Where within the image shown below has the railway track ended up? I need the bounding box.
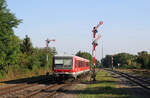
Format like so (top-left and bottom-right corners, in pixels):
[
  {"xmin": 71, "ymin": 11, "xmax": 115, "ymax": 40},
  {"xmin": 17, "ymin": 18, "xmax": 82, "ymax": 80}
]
[
  {"xmin": 0, "ymin": 77, "xmax": 75, "ymax": 98},
  {"xmin": 0, "ymin": 76, "xmax": 51, "ymax": 97},
  {"xmin": 44, "ymin": 83, "xmax": 72, "ymax": 98},
  {"xmin": 105, "ymin": 69, "xmax": 150, "ymax": 93},
  {"xmin": 0, "ymin": 71, "xmax": 89, "ymax": 98},
  {"xmin": 24, "ymin": 83, "xmax": 71, "ymax": 98},
  {"xmin": 23, "ymin": 78, "xmax": 74, "ymax": 98},
  {"xmin": 23, "ymin": 74, "xmax": 87, "ymax": 98}
]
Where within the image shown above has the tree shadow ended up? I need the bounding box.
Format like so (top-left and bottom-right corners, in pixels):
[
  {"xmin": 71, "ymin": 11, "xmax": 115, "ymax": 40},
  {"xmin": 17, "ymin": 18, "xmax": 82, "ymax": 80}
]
[{"xmin": 58, "ymin": 86, "xmax": 150, "ymax": 98}]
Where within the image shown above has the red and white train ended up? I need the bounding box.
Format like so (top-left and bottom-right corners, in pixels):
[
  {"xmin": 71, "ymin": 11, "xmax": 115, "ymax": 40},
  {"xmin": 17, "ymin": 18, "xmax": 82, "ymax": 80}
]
[{"xmin": 52, "ymin": 54, "xmax": 90, "ymax": 78}]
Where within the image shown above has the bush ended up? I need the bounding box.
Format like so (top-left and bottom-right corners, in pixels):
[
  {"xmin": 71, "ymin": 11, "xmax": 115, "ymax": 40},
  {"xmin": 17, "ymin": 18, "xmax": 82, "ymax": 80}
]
[
  {"xmin": 119, "ymin": 64, "xmax": 142, "ymax": 69},
  {"xmin": 120, "ymin": 65, "xmax": 135, "ymax": 69}
]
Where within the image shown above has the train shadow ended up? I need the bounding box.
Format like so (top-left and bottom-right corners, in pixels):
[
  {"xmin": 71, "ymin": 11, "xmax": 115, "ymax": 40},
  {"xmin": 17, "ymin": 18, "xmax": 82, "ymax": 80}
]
[{"xmin": 0, "ymin": 74, "xmax": 53, "ymax": 85}]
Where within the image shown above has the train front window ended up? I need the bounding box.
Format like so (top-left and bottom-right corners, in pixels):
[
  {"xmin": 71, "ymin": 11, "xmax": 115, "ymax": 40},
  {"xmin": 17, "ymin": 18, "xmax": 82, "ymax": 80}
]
[
  {"xmin": 54, "ymin": 58, "xmax": 72, "ymax": 69},
  {"xmin": 63, "ymin": 59, "xmax": 72, "ymax": 67},
  {"xmin": 54, "ymin": 59, "xmax": 63, "ymax": 67}
]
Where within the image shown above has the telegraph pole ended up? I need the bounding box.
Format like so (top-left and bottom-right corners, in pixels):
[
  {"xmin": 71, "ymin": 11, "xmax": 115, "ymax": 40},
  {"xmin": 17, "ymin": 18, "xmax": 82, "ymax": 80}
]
[
  {"xmin": 46, "ymin": 39, "xmax": 55, "ymax": 75},
  {"xmin": 92, "ymin": 21, "xmax": 103, "ymax": 81}
]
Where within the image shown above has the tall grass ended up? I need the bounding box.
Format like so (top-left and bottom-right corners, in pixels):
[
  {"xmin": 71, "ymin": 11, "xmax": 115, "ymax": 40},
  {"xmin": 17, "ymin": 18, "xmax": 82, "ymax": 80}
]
[{"xmin": 0, "ymin": 65, "xmax": 50, "ymax": 82}]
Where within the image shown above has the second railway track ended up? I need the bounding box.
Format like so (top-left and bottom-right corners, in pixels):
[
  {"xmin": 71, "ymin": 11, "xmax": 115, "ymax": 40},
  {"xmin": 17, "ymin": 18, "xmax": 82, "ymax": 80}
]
[{"xmin": 105, "ymin": 68, "xmax": 150, "ymax": 93}]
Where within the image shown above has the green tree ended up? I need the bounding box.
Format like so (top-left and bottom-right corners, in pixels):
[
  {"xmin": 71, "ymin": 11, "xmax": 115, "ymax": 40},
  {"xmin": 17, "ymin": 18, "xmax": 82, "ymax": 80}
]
[
  {"xmin": 101, "ymin": 55, "xmax": 112, "ymax": 68},
  {"xmin": 0, "ymin": 0, "xmax": 21, "ymax": 73},
  {"xmin": 19, "ymin": 35, "xmax": 38, "ymax": 70},
  {"xmin": 95, "ymin": 59, "xmax": 101, "ymax": 68},
  {"xmin": 102, "ymin": 53, "xmax": 137, "ymax": 68},
  {"xmin": 113, "ymin": 53, "xmax": 135, "ymax": 67},
  {"xmin": 137, "ymin": 51, "xmax": 149, "ymax": 68},
  {"xmin": 76, "ymin": 51, "xmax": 93, "ymax": 66},
  {"xmin": 20, "ymin": 35, "xmax": 33, "ymax": 55},
  {"xmin": 35, "ymin": 47, "xmax": 57, "ymax": 69},
  {"xmin": 19, "ymin": 34, "xmax": 57, "ymax": 71}
]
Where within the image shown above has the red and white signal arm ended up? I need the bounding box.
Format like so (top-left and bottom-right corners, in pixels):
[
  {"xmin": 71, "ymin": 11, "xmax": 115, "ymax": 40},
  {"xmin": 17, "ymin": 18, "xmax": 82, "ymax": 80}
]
[
  {"xmin": 94, "ymin": 34, "xmax": 101, "ymax": 43},
  {"xmin": 99, "ymin": 21, "xmax": 103, "ymax": 25}
]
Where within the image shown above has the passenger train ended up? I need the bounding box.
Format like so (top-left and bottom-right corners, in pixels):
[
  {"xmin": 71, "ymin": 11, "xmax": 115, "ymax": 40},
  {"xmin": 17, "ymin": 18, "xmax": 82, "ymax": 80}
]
[{"xmin": 52, "ymin": 54, "xmax": 90, "ymax": 79}]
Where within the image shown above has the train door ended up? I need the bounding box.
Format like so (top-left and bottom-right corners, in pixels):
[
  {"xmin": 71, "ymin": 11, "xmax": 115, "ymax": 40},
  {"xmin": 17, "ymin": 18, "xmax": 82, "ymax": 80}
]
[
  {"xmin": 75, "ymin": 59, "xmax": 78, "ymax": 72},
  {"xmin": 74, "ymin": 58, "xmax": 76, "ymax": 72}
]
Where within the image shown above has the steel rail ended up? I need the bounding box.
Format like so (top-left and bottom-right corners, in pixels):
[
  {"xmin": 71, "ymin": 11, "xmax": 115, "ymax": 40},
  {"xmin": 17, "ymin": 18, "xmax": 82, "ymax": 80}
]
[
  {"xmin": 44, "ymin": 84, "xmax": 71, "ymax": 98},
  {"xmin": 24, "ymin": 83, "xmax": 58, "ymax": 98},
  {"xmin": 25, "ymin": 78, "xmax": 74, "ymax": 98},
  {"xmin": 105, "ymin": 69, "xmax": 150, "ymax": 93},
  {"xmin": 0, "ymin": 78, "xmax": 51, "ymax": 96}
]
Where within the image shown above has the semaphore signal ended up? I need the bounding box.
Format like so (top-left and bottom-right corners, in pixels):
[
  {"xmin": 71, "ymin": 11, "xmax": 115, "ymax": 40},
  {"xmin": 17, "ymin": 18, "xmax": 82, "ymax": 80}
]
[
  {"xmin": 92, "ymin": 21, "xmax": 103, "ymax": 81},
  {"xmin": 46, "ymin": 39, "xmax": 55, "ymax": 75}
]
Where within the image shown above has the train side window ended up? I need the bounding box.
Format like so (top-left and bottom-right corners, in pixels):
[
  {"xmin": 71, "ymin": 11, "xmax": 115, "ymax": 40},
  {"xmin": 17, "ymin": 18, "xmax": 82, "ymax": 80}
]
[
  {"xmin": 76, "ymin": 60, "xmax": 79, "ymax": 67},
  {"xmin": 79, "ymin": 61, "xmax": 81, "ymax": 67},
  {"xmin": 86, "ymin": 62, "xmax": 88, "ymax": 67},
  {"xmin": 82, "ymin": 61, "xmax": 84, "ymax": 67},
  {"xmin": 83, "ymin": 61, "xmax": 85, "ymax": 67},
  {"xmin": 76, "ymin": 60, "xmax": 78, "ymax": 67},
  {"xmin": 83, "ymin": 62, "xmax": 84, "ymax": 67},
  {"xmin": 80, "ymin": 61, "xmax": 81, "ymax": 67},
  {"xmin": 80, "ymin": 61, "xmax": 82, "ymax": 67}
]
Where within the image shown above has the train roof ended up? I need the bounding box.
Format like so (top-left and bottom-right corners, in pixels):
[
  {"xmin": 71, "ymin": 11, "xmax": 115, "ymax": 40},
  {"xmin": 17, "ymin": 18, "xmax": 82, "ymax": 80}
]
[
  {"xmin": 54, "ymin": 54, "xmax": 90, "ymax": 62},
  {"xmin": 54, "ymin": 54, "xmax": 74, "ymax": 57}
]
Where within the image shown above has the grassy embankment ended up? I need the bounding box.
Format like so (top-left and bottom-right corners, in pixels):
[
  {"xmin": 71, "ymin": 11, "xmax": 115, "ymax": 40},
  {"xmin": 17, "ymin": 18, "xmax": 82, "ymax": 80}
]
[
  {"xmin": 0, "ymin": 67, "xmax": 51, "ymax": 83},
  {"xmin": 77, "ymin": 69, "xmax": 146, "ymax": 98}
]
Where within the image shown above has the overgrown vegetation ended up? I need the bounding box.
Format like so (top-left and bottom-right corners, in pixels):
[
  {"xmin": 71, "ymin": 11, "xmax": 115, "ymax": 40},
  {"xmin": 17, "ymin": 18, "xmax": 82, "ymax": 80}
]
[
  {"xmin": 0, "ymin": 0, "xmax": 57, "ymax": 80},
  {"xmin": 102, "ymin": 51, "xmax": 150, "ymax": 69}
]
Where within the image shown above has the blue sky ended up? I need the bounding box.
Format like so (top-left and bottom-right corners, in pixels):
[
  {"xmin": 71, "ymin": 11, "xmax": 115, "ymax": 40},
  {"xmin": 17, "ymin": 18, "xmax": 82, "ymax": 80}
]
[{"xmin": 7, "ymin": 0, "xmax": 150, "ymax": 60}]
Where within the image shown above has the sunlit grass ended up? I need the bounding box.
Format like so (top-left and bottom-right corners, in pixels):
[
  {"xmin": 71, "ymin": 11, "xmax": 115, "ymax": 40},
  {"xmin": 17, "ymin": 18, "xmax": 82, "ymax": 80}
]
[
  {"xmin": 77, "ymin": 69, "xmax": 143, "ymax": 98},
  {"xmin": 0, "ymin": 67, "xmax": 51, "ymax": 82}
]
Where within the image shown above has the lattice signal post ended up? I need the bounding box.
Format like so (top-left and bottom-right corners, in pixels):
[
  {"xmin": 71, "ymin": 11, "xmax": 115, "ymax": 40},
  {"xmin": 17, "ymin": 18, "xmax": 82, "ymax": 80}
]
[
  {"xmin": 46, "ymin": 39, "xmax": 55, "ymax": 75},
  {"xmin": 92, "ymin": 21, "xmax": 103, "ymax": 81}
]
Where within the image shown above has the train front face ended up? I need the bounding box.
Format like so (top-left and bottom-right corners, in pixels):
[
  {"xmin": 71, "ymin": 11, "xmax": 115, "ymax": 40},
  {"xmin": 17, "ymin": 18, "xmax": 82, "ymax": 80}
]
[{"xmin": 53, "ymin": 55, "xmax": 75, "ymax": 78}]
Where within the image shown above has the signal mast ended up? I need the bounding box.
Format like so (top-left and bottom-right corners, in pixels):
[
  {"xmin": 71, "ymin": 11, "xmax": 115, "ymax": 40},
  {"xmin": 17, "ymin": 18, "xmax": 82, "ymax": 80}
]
[
  {"xmin": 92, "ymin": 21, "xmax": 103, "ymax": 81},
  {"xmin": 46, "ymin": 39, "xmax": 55, "ymax": 75}
]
